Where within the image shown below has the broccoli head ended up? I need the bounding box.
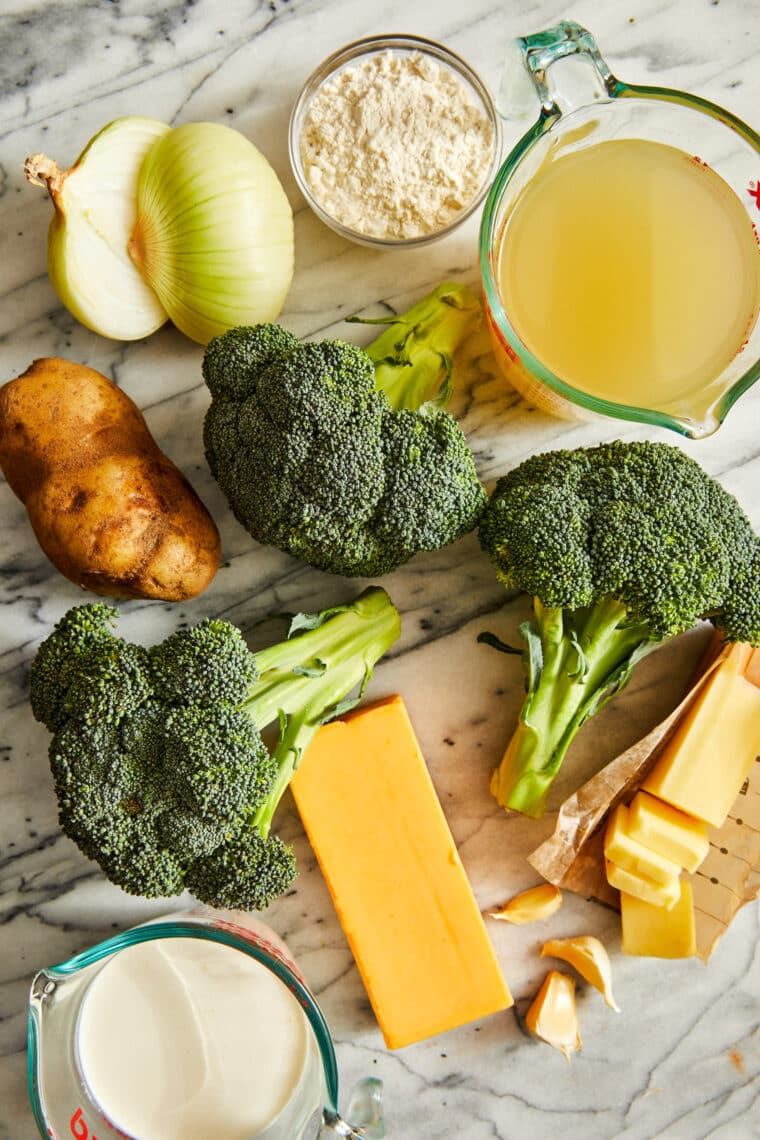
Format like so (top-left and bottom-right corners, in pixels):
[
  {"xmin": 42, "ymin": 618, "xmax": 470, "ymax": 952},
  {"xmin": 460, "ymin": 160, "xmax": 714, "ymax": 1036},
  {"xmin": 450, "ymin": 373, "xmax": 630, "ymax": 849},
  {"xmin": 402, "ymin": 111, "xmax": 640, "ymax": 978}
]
[
  {"xmin": 478, "ymin": 441, "xmax": 760, "ymax": 816},
  {"xmin": 31, "ymin": 590, "xmax": 400, "ymax": 907},
  {"xmin": 202, "ymin": 282, "xmax": 487, "ymax": 577}
]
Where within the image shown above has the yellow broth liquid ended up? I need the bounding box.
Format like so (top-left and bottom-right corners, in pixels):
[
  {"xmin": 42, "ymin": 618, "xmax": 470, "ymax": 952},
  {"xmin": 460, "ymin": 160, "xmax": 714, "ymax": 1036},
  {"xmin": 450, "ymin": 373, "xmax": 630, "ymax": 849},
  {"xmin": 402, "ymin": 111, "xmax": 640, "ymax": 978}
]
[{"xmin": 497, "ymin": 138, "xmax": 760, "ymax": 413}]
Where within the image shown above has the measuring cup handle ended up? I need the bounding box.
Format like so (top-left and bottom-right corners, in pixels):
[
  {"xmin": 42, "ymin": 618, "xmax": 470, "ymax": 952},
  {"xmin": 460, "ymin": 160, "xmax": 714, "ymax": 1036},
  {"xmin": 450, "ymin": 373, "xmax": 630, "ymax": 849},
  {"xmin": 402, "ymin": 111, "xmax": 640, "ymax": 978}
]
[
  {"xmin": 498, "ymin": 20, "xmax": 618, "ymax": 120},
  {"xmin": 319, "ymin": 1077, "xmax": 384, "ymax": 1138}
]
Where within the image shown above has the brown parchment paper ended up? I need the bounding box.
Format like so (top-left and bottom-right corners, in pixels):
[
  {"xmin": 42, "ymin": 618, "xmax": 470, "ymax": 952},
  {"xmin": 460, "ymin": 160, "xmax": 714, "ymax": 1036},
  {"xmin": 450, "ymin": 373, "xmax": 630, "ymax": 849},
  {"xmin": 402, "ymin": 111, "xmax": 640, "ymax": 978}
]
[{"xmin": 528, "ymin": 640, "xmax": 760, "ymax": 961}]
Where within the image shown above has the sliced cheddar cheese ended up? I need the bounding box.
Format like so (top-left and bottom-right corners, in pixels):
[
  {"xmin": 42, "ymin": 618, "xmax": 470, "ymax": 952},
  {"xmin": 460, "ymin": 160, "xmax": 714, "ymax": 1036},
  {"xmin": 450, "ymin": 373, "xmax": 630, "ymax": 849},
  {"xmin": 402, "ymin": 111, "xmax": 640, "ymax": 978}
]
[
  {"xmin": 605, "ymin": 858, "xmax": 681, "ymax": 910},
  {"xmin": 627, "ymin": 790, "xmax": 710, "ymax": 873},
  {"xmin": 621, "ymin": 880, "xmax": 697, "ymax": 958},
  {"xmin": 643, "ymin": 646, "xmax": 760, "ymax": 827},
  {"xmin": 604, "ymin": 804, "xmax": 681, "ymax": 886},
  {"xmin": 292, "ymin": 695, "xmax": 512, "ymax": 1049}
]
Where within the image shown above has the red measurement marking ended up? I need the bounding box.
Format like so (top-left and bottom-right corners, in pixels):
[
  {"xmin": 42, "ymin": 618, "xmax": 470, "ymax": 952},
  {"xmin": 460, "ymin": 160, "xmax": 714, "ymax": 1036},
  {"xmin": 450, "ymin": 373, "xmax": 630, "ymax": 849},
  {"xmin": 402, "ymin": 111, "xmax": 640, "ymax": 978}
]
[
  {"xmin": 70, "ymin": 1108, "xmax": 96, "ymax": 1140},
  {"xmin": 212, "ymin": 917, "xmax": 304, "ymax": 980},
  {"xmin": 749, "ymin": 181, "xmax": 760, "ymax": 210}
]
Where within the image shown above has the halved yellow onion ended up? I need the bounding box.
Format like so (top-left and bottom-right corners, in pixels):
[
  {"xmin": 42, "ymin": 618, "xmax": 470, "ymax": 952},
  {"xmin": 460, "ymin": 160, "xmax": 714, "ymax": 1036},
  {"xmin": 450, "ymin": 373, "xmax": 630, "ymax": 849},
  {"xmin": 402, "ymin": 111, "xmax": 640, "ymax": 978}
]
[
  {"xmin": 25, "ymin": 117, "xmax": 170, "ymax": 341},
  {"xmin": 26, "ymin": 118, "xmax": 294, "ymax": 345},
  {"xmin": 130, "ymin": 122, "xmax": 294, "ymax": 345}
]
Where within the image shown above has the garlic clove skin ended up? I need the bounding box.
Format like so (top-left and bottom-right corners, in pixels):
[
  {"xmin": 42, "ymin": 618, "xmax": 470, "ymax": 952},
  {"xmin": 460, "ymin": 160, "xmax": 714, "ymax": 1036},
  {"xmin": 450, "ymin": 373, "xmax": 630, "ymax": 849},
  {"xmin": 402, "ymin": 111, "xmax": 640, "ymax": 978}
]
[
  {"xmin": 525, "ymin": 971, "xmax": 582, "ymax": 1061},
  {"xmin": 541, "ymin": 935, "xmax": 620, "ymax": 1012},
  {"xmin": 130, "ymin": 122, "xmax": 294, "ymax": 346},
  {"xmin": 25, "ymin": 117, "xmax": 171, "ymax": 341},
  {"xmin": 488, "ymin": 883, "xmax": 562, "ymax": 924}
]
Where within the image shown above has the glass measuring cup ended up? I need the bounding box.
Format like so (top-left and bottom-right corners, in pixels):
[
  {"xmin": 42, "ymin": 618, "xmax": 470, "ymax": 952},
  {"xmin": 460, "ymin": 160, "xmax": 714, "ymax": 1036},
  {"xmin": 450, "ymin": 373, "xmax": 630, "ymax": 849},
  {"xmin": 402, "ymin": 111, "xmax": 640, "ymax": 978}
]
[
  {"xmin": 27, "ymin": 908, "xmax": 384, "ymax": 1140},
  {"xmin": 479, "ymin": 20, "xmax": 760, "ymax": 438}
]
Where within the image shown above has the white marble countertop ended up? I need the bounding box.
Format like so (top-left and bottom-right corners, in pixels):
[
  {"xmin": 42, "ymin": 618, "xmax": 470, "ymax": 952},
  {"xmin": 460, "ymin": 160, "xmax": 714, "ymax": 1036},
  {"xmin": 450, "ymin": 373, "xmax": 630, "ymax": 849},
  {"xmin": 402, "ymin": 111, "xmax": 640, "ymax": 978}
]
[{"xmin": 1, "ymin": 1, "xmax": 759, "ymax": 1137}]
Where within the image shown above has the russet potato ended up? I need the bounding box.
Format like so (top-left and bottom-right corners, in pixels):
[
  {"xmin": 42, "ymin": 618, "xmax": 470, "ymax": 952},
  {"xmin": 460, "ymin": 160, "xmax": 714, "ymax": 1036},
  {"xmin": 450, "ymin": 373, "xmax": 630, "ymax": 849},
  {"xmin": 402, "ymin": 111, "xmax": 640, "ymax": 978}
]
[{"xmin": 0, "ymin": 357, "xmax": 221, "ymax": 600}]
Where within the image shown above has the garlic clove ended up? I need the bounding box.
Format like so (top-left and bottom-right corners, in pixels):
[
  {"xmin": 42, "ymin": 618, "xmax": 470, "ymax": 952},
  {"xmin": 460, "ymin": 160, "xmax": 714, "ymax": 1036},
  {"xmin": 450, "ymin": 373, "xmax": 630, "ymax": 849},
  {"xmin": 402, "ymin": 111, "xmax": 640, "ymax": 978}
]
[
  {"xmin": 525, "ymin": 971, "xmax": 582, "ymax": 1061},
  {"xmin": 25, "ymin": 117, "xmax": 170, "ymax": 341},
  {"xmin": 541, "ymin": 935, "xmax": 620, "ymax": 1012},
  {"xmin": 488, "ymin": 883, "xmax": 562, "ymax": 924},
  {"xmin": 130, "ymin": 122, "xmax": 294, "ymax": 345}
]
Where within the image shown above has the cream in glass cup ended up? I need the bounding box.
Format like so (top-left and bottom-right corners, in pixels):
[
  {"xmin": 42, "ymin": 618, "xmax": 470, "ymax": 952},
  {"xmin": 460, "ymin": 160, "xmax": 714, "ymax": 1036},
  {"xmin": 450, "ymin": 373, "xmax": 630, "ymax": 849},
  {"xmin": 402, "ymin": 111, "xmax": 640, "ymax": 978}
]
[{"xmin": 27, "ymin": 908, "xmax": 384, "ymax": 1140}]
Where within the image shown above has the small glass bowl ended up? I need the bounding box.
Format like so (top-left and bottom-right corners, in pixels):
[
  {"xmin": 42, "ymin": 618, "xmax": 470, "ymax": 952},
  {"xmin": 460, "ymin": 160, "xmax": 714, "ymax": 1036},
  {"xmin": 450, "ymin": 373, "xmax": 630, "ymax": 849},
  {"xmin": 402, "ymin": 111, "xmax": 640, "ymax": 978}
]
[{"xmin": 289, "ymin": 34, "xmax": 502, "ymax": 249}]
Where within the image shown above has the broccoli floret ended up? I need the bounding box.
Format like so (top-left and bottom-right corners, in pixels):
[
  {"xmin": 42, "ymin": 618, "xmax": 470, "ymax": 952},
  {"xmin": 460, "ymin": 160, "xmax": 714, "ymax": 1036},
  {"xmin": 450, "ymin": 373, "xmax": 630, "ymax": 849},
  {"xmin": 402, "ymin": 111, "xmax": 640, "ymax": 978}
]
[
  {"xmin": 163, "ymin": 705, "xmax": 275, "ymax": 819},
  {"xmin": 49, "ymin": 720, "xmax": 141, "ymax": 840},
  {"xmin": 478, "ymin": 441, "xmax": 760, "ymax": 817},
  {"xmin": 156, "ymin": 809, "xmax": 233, "ymax": 860},
  {"xmin": 185, "ymin": 832, "xmax": 297, "ymax": 912},
  {"xmin": 30, "ymin": 603, "xmax": 151, "ymax": 731},
  {"xmin": 202, "ymin": 282, "xmax": 487, "ymax": 577},
  {"xmin": 202, "ymin": 323, "xmax": 300, "ymax": 401},
  {"xmin": 96, "ymin": 823, "xmax": 187, "ymax": 899},
  {"xmin": 149, "ymin": 620, "xmax": 258, "ymax": 707},
  {"xmin": 31, "ymin": 588, "xmax": 400, "ymax": 908}
]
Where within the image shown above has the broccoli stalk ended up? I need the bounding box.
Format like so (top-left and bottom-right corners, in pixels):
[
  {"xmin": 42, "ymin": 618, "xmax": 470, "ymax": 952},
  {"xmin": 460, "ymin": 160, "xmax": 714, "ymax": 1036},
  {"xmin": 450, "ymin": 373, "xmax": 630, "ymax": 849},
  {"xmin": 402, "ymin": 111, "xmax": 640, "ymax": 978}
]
[
  {"xmin": 243, "ymin": 588, "xmax": 400, "ymax": 839},
  {"xmin": 479, "ymin": 441, "xmax": 760, "ymax": 818},
  {"xmin": 355, "ymin": 282, "xmax": 481, "ymax": 412},
  {"xmin": 30, "ymin": 587, "xmax": 400, "ymax": 909},
  {"xmin": 485, "ymin": 599, "xmax": 655, "ymax": 816}
]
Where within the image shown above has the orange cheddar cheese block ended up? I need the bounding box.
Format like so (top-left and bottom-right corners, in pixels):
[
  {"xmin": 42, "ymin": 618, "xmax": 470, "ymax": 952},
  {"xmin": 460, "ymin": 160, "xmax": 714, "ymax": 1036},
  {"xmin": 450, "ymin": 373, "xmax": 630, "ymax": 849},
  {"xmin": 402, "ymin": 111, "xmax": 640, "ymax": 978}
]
[
  {"xmin": 643, "ymin": 644, "xmax": 760, "ymax": 827},
  {"xmin": 627, "ymin": 790, "xmax": 709, "ymax": 873},
  {"xmin": 605, "ymin": 858, "xmax": 681, "ymax": 909},
  {"xmin": 291, "ymin": 695, "xmax": 513, "ymax": 1049},
  {"xmin": 621, "ymin": 879, "xmax": 697, "ymax": 958},
  {"xmin": 604, "ymin": 804, "xmax": 681, "ymax": 886}
]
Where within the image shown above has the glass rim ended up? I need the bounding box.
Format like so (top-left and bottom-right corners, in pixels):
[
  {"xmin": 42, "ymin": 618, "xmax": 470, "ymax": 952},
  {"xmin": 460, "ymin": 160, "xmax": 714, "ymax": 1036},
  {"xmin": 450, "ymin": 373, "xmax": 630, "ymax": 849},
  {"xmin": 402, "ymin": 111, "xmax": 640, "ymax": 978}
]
[
  {"xmin": 289, "ymin": 33, "xmax": 503, "ymax": 249},
  {"xmin": 478, "ymin": 79, "xmax": 760, "ymax": 438}
]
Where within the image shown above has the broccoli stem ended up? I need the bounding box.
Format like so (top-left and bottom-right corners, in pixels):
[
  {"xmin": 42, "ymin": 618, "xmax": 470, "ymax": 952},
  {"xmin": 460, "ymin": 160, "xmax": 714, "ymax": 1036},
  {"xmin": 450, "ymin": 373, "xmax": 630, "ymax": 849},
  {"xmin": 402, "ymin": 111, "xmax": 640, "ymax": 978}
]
[
  {"xmin": 491, "ymin": 598, "xmax": 659, "ymax": 817},
  {"xmin": 361, "ymin": 282, "xmax": 481, "ymax": 412},
  {"xmin": 243, "ymin": 587, "xmax": 401, "ymax": 837},
  {"xmin": 251, "ymin": 713, "xmax": 313, "ymax": 839}
]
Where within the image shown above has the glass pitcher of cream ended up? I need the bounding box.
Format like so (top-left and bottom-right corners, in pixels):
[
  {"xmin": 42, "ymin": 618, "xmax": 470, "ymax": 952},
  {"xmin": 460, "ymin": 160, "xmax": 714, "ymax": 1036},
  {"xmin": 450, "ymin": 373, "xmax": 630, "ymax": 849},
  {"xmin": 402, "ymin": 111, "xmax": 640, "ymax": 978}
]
[
  {"xmin": 27, "ymin": 908, "xmax": 384, "ymax": 1140},
  {"xmin": 479, "ymin": 21, "xmax": 760, "ymax": 438}
]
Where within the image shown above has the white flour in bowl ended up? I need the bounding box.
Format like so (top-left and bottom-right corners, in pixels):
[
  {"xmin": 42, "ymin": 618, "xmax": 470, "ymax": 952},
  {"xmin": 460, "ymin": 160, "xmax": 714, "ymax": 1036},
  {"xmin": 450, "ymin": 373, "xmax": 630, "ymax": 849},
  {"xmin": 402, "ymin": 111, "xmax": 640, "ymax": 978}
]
[{"xmin": 300, "ymin": 50, "xmax": 495, "ymax": 240}]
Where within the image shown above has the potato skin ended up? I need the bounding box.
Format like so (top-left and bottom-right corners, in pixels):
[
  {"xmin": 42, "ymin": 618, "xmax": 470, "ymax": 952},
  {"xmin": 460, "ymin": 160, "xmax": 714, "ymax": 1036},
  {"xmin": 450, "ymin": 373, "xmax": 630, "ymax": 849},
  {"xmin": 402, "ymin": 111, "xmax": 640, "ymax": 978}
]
[{"xmin": 0, "ymin": 357, "xmax": 221, "ymax": 600}]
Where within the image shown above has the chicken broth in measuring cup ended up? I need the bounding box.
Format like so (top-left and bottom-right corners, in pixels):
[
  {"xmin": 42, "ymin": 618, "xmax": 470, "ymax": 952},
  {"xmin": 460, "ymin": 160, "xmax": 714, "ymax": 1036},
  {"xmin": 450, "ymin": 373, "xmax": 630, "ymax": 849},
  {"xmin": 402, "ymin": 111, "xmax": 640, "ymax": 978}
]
[
  {"xmin": 480, "ymin": 20, "xmax": 760, "ymax": 436},
  {"xmin": 497, "ymin": 137, "xmax": 760, "ymax": 413}
]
